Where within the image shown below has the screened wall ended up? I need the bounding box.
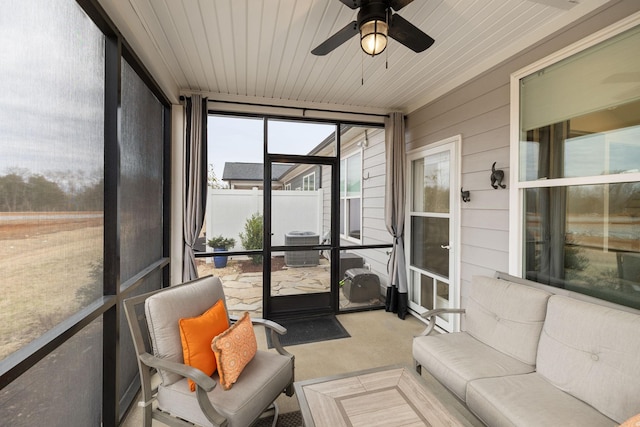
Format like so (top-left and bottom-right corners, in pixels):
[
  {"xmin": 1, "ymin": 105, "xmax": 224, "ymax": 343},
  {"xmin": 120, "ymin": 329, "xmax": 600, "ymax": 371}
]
[{"xmin": 0, "ymin": 0, "xmax": 170, "ymax": 425}]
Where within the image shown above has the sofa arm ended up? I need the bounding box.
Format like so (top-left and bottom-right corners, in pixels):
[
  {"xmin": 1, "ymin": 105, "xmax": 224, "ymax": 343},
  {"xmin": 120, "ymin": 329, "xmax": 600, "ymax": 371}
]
[{"xmin": 417, "ymin": 308, "xmax": 465, "ymax": 336}]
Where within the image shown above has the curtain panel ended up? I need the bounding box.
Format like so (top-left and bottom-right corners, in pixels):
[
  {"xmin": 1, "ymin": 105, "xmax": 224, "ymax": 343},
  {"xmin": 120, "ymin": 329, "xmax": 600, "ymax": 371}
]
[
  {"xmin": 384, "ymin": 112, "xmax": 408, "ymax": 319},
  {"xmin": 183, "ymin": 95, "xmax": 208, "ymax": 281}
]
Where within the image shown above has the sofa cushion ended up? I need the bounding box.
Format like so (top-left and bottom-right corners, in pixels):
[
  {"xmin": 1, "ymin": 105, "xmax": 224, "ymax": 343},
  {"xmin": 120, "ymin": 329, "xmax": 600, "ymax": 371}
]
[
  {"xmin": 467, "ymin": 373, "xmax": 616, "ymax": 427},
  {"xmin": 413, "ymin": 332, "xmax": 534, "ymax": 400},
  {"xmin": 537, "ymin": 295, "xmax": 640, "ymax": 424},
  {"xmin": 465, "ymin": 276, "xmax": 552, "ymax": 365},
  {"xmin": 157, "ymin": 350, "xmax": 293, "ymax": 427}
]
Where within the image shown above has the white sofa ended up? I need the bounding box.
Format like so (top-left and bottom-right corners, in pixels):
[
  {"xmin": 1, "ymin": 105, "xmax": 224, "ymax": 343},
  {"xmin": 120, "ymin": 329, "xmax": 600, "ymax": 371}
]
[{"xmin": 412, "ymin": 273, "xmax": 640, "ymax": 427}]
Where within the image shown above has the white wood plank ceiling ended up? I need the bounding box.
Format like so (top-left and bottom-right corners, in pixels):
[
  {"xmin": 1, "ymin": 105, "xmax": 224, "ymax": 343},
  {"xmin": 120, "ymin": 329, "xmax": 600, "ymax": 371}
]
[{"xmin": 99, "ymin": 0, "xmax": 611, "ymax": 113}]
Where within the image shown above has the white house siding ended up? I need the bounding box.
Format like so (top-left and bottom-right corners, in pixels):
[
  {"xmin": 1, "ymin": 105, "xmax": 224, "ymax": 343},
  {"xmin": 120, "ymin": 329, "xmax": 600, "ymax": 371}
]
[
  {"xmin": 404, "ymin": 1, "xmax": 640, "ymax": 305},
  {"xmin": 359, "ymin": 128, "xmax": 392, "ymax": 283},
  {"xmin": 321, "ymin": 127, "xmax": 392, "ymax": 286}
]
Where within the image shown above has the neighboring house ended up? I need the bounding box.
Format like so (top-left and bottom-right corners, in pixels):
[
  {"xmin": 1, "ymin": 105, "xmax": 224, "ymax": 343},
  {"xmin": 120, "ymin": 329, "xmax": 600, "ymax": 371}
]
[
  {"xmin": 222, "ymin": 162, "xmax": 292, "ymax": 189},
  {"xmin": 280, "ymin": 165, "xmax": 321, "ymax": 191}
]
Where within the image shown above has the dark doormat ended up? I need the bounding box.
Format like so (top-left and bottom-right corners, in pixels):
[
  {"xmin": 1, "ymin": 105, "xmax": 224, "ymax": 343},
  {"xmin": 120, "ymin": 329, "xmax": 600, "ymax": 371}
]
[
  {"xmin": 253, "ymin": 410, "xmax": 302, "ymax": 427},
  {"xmin": 266, "ymin": 315, "xmax": 350, "ymax": 348}
]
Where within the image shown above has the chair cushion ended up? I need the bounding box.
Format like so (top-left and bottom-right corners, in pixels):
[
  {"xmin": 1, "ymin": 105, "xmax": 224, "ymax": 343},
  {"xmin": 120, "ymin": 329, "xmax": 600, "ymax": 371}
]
[
  {"xmin": 157, "ymin": 350, "xmax": 293, "ymax": 427},
  {"xmin": 413, "ymin": 332, "xmax": 534, "ymax": 400},
  {"xmin": 179, "ymin": 299, "xmax": 229, "ymax": 391},
  {"xmin": 537, "ymin": 295, "xmax": 640, "ymax": 424},
  {"xmin": 211, "ymin": 312, "xmax": 257, "ymax": 390},
  {"xmin": 146, "ymin": 276, "xmax": 227, "ymax": 386},
  {"xmin": 466, "ymin": 373, "xmax": 616, "ymax": 427},
  {"xmin": 465, "ymin": 275, "xmax": 551, "ymax": 365}
]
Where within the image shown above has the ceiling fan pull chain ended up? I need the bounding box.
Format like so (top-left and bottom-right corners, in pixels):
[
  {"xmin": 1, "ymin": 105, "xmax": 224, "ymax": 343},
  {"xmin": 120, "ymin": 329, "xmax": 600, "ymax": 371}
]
[
  {"xmin": 361, "ymin": 50, "xmax": 364, "ymax": 85},
  {"xmin": 386, "ymin": 8, "xmax": 389, "ymax": 69}
]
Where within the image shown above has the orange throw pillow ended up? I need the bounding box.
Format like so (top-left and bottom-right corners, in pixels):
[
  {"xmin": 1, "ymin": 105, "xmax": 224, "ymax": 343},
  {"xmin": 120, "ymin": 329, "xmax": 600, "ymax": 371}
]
[
  {"xmin": 620, "ymin": 414, "xmax": 640, "ymax": 427},
  {"xmin": 178, "ymin": 300, "xmax": 229, "ymax": 392},
  {"xmin": 211, "ymin": 312, "xmax": 257, "ymax": 390}
]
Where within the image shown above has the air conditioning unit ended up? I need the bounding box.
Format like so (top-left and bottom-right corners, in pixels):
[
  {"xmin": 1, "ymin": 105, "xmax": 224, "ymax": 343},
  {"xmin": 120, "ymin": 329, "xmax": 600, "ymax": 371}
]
[{"xmin": 284, "ymin": 231, "xmax": 319, "ymax": 267}]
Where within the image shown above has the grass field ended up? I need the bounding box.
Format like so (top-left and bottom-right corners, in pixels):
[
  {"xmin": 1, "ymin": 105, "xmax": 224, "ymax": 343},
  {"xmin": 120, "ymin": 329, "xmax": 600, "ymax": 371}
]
[{"xmin": 0, "ymin": 213, "xmax": 103, "ymax": 359}]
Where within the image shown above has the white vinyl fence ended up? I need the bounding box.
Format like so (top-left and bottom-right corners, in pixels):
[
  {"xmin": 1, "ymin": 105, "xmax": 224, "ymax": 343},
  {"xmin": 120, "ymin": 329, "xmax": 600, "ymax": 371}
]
[{"xmin": 205, "ymin": 188, "xmax": 323, "ymax": 252}]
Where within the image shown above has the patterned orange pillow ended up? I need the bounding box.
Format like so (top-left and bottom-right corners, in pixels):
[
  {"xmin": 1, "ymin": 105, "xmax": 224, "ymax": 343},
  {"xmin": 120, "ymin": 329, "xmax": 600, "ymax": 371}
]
[
  {"xmin": 620, "ymin": 414, "xmax": 640, "ymax": 427},
  {"xmin": 178, "ymin": 300, "xmax": 229, "ymax": 392},
  {"xmin": 211, "ymin": 312, "xmax": 257, "ymax": 390}
]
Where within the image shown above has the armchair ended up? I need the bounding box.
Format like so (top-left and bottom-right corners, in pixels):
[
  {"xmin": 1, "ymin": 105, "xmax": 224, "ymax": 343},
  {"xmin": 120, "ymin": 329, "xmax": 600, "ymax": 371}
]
[{"xmin": 123, "ymin": 275, "xmax": 295, "ymax": 427}]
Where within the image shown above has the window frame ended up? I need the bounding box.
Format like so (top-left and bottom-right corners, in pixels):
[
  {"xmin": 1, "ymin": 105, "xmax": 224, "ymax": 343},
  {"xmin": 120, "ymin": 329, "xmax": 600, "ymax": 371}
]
[
  {"xmin": 302, "ymin": 171, "xmax": 316, "ymax": 191},
  {"xmin": 340, "ymin": 149, "xmax": 363, "ymax": 243},
  {"xmin": 509, "ymin": 14, "xmax": 640, "ymax": 275}
]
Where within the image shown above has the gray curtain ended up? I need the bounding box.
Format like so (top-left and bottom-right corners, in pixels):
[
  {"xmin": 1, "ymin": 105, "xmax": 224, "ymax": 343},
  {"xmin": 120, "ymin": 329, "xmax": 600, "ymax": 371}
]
[
  {"xmin": 384, "ymin": 112, "xmax": 409, "ymax": 319},
  {"xmin": 183, "ymin": 95, "xmax": 208, "ymax": 281},
  {"xmin": 528, "ymin": 122, "xmax": 567, "ymax": 286}
]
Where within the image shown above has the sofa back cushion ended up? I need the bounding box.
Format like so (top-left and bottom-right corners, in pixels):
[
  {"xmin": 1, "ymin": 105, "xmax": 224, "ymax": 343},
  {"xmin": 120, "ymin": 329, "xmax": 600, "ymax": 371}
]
[
  {"xmin": 145, "ymin": 276, "xmax": 228, "ymax": 386},
  {"xmin": 537, "ymin": 295, "xmax": 640, "ymax": 424},
  {"xmin": 464, "ymin": 276, "xmax": 552, "ymax": 366}
]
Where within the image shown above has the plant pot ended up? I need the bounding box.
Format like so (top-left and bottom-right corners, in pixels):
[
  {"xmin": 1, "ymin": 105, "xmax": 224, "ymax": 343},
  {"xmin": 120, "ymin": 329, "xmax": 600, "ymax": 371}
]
[{"xmin": 213, "ymin": 247, "xmax": 228, "ymax": 268}]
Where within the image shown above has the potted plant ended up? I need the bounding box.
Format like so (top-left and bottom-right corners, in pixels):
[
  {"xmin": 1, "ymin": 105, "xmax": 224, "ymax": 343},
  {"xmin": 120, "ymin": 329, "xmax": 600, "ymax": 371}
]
[{"xmin": 207, "ymin": 235, "xmax": 236, "ymax": 268}]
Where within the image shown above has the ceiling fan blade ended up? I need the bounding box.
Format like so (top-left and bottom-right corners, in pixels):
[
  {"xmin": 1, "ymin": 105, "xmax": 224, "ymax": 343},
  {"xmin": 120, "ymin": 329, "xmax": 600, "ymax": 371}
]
[
  {"xmin": 388, "ymin": 13, "xmax": 435, "ymax": 52},
  {"xmin": 311, "ymin": 21, "xmax": 359, "ymax": 56},
  {"xmin": 389, "ymin": 0, "xmax": 415, "ymax": 11},
  {"xmin": 338, "ymin": 0, "xmax": 361, "ymax": 9}
]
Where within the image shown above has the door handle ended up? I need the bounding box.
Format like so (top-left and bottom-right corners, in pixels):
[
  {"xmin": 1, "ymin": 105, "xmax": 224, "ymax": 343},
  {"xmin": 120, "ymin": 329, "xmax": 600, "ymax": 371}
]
[{"xmin": 441, "ymin": 244, "xmax": 451, "ymax": 250}]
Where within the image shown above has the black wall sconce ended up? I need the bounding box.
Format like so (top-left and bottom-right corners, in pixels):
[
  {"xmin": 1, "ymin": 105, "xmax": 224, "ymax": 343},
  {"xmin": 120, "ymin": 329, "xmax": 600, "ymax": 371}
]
[
  {"xmin": 461, "ymin": 187, "xmax": 470, "ymax": 202},
  {"xmin": 490, "ymin": 162, "xmax": 506, "ymax": 189}
]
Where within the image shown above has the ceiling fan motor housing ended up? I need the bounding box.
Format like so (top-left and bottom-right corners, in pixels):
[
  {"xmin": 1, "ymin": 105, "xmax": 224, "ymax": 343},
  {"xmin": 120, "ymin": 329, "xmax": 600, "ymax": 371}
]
[{"xmin": 357, "ymin": 1, "xmax": 388, "ymax": 27}]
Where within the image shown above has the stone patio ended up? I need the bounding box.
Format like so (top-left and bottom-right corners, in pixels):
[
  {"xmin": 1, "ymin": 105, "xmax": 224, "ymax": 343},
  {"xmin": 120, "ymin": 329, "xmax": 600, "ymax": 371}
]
[{"xmin": 197, "ymin": 257, "xmax": 383, "ymax": 317}]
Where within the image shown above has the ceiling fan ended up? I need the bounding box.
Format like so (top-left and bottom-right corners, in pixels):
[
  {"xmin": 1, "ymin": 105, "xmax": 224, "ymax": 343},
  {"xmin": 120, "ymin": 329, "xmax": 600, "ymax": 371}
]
[{"xmin": 311, "ymin": 0, "xmax": 435, "ymax": 56}]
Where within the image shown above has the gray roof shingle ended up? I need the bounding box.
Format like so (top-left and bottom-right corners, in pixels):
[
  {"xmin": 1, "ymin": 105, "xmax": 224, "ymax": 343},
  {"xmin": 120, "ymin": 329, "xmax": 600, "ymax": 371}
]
[{"xmin": 222, "ymin": 162, "xmax": 292, "ymax": 181}]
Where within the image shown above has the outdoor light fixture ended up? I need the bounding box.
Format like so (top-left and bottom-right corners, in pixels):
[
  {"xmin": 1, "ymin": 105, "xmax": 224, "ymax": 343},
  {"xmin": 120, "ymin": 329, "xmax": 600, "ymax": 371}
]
[{"xmin": 360, "ymin": 19, "xmax": 388, "ymax": 56}]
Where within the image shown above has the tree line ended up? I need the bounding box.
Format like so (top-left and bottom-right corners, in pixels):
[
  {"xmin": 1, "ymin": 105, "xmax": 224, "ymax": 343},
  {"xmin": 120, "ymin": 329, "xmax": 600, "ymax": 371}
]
[{"xmin": 0, "ymin": 171, "xmax": 103, "ymax": 212}]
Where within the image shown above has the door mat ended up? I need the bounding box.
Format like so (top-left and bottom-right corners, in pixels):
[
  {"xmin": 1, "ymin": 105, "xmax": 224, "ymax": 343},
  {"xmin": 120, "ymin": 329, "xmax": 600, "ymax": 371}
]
[
  {"xmin": 254, "ymin": 410, "xmax": 302, "ymax": 427},
  {"xmin": 266, "ymin": 315, "xmax": 350, "ymax": 348}
]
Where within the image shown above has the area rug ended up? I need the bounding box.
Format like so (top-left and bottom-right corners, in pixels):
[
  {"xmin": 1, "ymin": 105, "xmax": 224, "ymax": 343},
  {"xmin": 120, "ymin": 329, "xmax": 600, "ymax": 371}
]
[
  {"xmin": 254, "ymin": 410, "xmax": 302, "ymax": 427},
  {"xmin": 266, "ymin": 315, "xmax": 350, "ymax": 348}
]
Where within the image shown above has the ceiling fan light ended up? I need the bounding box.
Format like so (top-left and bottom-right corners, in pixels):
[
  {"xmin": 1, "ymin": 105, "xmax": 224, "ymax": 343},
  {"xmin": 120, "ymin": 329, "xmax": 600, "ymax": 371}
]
[{"xmin": 360, "ymin": 19, "xmax": 388, "ymax": 56}]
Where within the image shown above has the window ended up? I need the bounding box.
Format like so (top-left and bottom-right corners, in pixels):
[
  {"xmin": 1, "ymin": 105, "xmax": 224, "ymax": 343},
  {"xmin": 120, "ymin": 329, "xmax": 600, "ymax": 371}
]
[
  {"xmin": 285, "ymin": 183, "xmax": 291, "ymax": 190},
  {"xmin": 513, "ymin": 20, "xmax": 640, "ymax": 309},
  {"xmin": 302, "ymin": 172, "xmax": 315, "ymax": 191},
  {"xmin": 340, "ymin": 152, "xmax": 362, "ymax": 240}
]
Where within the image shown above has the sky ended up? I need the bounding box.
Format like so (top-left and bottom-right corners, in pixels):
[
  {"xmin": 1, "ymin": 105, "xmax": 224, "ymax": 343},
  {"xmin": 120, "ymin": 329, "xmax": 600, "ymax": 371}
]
[
  {"xmin": 207, "ymin": 115, "xmax": 336, "ymax": 181},
  {"xmin": 0, "ymin": 0, "xmax": 104, "ymax": 183}
]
